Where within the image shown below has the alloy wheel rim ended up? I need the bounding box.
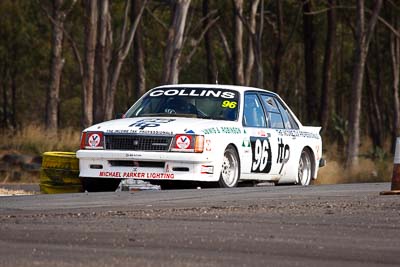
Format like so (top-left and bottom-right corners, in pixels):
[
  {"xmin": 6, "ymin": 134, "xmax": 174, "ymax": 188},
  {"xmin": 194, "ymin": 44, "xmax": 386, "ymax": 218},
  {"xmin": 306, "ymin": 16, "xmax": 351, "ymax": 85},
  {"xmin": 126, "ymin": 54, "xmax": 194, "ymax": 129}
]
[
  {"xmin": 222, "ymin": 152, "xmax": 237, "ymax": 187},
  {"xmin": 298, "ymin": 152, "xmax": 311, "ymax": 185}
]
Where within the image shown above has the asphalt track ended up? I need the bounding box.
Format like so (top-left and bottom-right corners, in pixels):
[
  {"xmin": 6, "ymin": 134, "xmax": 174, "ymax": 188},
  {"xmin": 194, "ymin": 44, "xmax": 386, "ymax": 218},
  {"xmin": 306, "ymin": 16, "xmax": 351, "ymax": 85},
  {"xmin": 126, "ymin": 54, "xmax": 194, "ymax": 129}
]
[{"xmin": 0, "ymin": 183, "xmax": 399, "ymax": 267}]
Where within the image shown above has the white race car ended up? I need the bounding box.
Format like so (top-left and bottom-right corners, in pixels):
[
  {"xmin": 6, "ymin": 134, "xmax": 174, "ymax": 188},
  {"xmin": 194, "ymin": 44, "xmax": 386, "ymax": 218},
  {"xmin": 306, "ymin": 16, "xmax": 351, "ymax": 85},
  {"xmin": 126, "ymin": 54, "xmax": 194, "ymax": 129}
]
[{"xmin": 77, "ymin": 84, "xmax": 324, "ymax": 191}]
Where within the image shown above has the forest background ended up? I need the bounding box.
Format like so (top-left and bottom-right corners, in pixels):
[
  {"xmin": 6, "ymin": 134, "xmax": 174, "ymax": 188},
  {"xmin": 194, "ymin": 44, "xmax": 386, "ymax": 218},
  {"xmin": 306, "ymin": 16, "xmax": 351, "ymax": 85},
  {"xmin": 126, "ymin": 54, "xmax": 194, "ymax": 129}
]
[{"xmin": 0, "ymin": 0, "xmax": 399, "ymax": 184}]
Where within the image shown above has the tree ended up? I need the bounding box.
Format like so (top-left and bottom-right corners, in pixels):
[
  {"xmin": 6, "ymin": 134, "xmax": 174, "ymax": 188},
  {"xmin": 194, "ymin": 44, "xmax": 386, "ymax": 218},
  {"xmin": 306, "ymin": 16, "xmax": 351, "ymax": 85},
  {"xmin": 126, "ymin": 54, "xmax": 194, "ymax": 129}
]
[
  {"xmin": 244, "ymin": 0, "xmax": 260, "ymax": 86},
  {"xmin": 273, "ymin": 0, "xmax": 284, "ymax": 93},
  {"xmin": 302, "ymin": 0, "xmax": 318, "ymax": 123},
  {"xmin": 345, "ymin": 0, "xmax": 382, "ymax": 170},
  {"xmin": 132, "ymin": 0, "xmax": 146, "ymax": 101},
  {"xmin": 319, "ymin": 0, "xmax": 336, "ymax": 133},
  {"xmin": 45, "ymin": 0, "xmax": 75, "ymax": 130},
  {"xmin": 89, "ymin": 0, "xmax": 147, "ymax": 122},
  {"xmin": 161, "ymin": 0, "xmax": 191, "ymax": 84},
  {"xmin": 254, "ymin": 0, "xmax": 264, "ymax": 88},
  {"xmin": 232, "ymin": 0, "xmax": 244, "ymax": 85},
  {"xmin": 203, "ymin": 0, "xmax": 218, "ymax": 84},
  {"xmin": 82, "ymin": 0, "xmax": 98, "ymax": 128},
  {"xmin": 390, "ymin": 12, "xmax": 400, "ymax": 153}
]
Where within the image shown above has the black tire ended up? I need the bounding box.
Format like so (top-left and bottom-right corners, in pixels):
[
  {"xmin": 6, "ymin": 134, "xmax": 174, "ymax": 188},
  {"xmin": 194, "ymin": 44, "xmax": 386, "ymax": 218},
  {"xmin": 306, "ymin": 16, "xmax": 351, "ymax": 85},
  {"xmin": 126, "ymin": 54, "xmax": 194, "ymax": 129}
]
[
  {"xmin": 218, "ymin": 146, "xmax": 240, "ymax": 188},
  {"xmin": 82, "ymin": 177, "xmax": 121, "ymax": 192},
  {"xmin": 298, "ymin": 149, "xmax": 312, "ymax": 186}
]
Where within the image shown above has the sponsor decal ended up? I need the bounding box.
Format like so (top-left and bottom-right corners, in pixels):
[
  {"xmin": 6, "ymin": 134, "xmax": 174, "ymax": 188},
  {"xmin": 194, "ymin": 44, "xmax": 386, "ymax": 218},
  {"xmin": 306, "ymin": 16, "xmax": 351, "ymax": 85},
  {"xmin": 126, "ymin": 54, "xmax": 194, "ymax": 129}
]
[
  {"xmin": 202, "ymin": 127, "xmax": 220, "ymax": 134},
  {"xmin": 250, "ymin": 137, "xmax": 272, "ymax": 173},
  {"xmin": 149, "ymin": 88, "xmax": 237, "ymax": 99},
  {"xmin": 107, "ymin": 129, "xmax": 173, "ymax": 135},
  {"xmin": 99, "ymin": 171, "xmax": 174, "ymax": 179},
  {"xmin": 87, "ymin": 132, "xmax": 103, "ymax": 148},
  {"xmin": 123, "ymin": 172, "xmax": 144, "ymax": 178},
  {"xmin": 220, "ymin": 127, "xmax": 241, "ymax": 134},
  {"xmin": 201, "ymin": 165, "xmax": 214, "ymax": 174},
  {"xmin": 221, "ymin": 100, "xmax": 237, "ymax": 109},
  {"xmin": 88, "ymin": 133, "xmax": 101, "ymax": 147},
  {"xmin": 185, "ymin": 129, "xmax": 195, "ymax": 134},
  {"xmin": 242, "ymin": 138, "xmax": 251, "ymax": 147},
  {"xmin": 125, "ymin": 153, "xmax": 142, "ymax": 158},
  {"xmin": 277, "ymin": 138, "xmax": 290, "ymax": 174},
  {"xmin": 257, "ymin": 130, "xmax": 266, "ymax": 137},
  {"xmin": 146, "ymin": 172, "xmax": 174, "ymax": 179},
  {"xmin": 99, "ymin": 171, "xmax": 122, "ymax": 178},
  {"xmin": 128, "ymin": 118, "xmax": 175, "ymax": 130},
  {"xmin": 202, "ymin": 127, "xmax": 241, "ymax": 135},
  {"xmin": 276, "ymin": 129, "xmax": 320, "ymax": 139},
  {"xmin": 205, "ymin": 140, "xmax": 212, "ymax": 151},
  {"xmin": 176, "ymin": 135, "xmax": 192, "ymax": 149}
]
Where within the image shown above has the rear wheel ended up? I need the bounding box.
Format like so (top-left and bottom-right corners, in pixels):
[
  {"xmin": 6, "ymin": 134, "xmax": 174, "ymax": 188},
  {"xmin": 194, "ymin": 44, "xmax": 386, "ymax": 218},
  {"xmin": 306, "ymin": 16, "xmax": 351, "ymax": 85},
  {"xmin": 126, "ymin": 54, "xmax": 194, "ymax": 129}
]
[
  {"xmin": 82, "ymin": 178, "xmax": 121, "ymax": 192},
  {"xmin": 218, "ymin": 146, "xmax": 240, "ymax": 188},
  {"xmin": 298, "ymin": 149, "xmax": 312, "ymax": 186}
]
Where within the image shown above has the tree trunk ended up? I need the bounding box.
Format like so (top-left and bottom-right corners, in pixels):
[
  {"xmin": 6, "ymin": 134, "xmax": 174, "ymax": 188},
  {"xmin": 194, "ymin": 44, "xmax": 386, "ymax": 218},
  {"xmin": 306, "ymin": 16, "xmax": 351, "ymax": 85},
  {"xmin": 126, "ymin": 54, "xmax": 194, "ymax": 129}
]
[
  {"xmin": 391, "ymin": 15, "xmax": 400, "ymax": 153},
  {"xmin": 255, "ymin": 0, "xmax": 264, "ymax": 88},
  {"xmin": 203, "ymin": 0, "xmax": 217, "ymax": 84},
  {"xmin": 46, "ymin": 0, "xmax": 65, "ymax": 130},
  {"xmin": 273, "ymin": 0, "xmax": 284, "ymax": 93},
  {"xmin": 302, "ymin": 0, "xmax": 318, "ymax": 123},
  {"xmin": 162, "ymin": 0, "xmax": 191, "ymax": 84},
  {"xmin": 94, "ymin": 0, "xmax": 112, "ymax": 123},
  {"xmin": 82, "ymin": 0, "xmax": 98, "ymax": 128},
  {"xmin": 365, "ymin": 65, "xmax": 383, "ymax": 149},
  {"xmin": 1, "ymin": 63, "xmax": 8, "ymax": 128},
  {"xmin": 232, "ymin": 0, "xmax": 244, "ymax": 85},
  {"xmin": 319, "ymin": 0, "xmax": 336, "ymax": 133},
  {"xmin": 103, "ymin": 0, "xmax": 147, "ymax": 120},
  {"xmin": 10, "ymin": 68, "xmax": 17, "ymax": 129},
  {"xmin": 132, "ymin": 0, "xmax": 146, "ymax": 101},
  {"xmin": 244, "ymin": 0, "xmax": 259, "ymax": 86},
  {"xmin": 345, "ymin": 0, "xmax": 382, "ymax": 170}
]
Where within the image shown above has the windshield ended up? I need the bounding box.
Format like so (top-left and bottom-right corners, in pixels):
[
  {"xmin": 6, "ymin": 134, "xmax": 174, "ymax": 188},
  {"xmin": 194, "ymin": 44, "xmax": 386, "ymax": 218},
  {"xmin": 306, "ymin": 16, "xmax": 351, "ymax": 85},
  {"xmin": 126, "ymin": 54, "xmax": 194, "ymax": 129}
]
[{"xmin": 125, "ymin": 87, "xmax": 240, "ymax": 121}]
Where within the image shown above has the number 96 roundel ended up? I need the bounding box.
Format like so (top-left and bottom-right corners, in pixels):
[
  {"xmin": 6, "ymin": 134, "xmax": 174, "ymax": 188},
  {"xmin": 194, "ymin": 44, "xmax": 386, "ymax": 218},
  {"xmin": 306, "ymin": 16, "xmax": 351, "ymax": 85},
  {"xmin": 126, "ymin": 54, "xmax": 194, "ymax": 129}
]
[{"xmin": 250, "ymin": 137, "xmax": 272, "ymax": 173}]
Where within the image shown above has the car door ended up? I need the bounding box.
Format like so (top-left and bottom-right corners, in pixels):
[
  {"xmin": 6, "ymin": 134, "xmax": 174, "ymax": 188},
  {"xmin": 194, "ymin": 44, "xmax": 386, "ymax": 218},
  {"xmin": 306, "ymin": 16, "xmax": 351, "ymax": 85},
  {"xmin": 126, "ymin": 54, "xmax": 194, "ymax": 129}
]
[
  {"xmin": 242, "ymin": 92, "xmax": 280, "ymax": 180},
  {"xmin": 258, "ymin": 94, "xmax": 298, "ymax": 179}
]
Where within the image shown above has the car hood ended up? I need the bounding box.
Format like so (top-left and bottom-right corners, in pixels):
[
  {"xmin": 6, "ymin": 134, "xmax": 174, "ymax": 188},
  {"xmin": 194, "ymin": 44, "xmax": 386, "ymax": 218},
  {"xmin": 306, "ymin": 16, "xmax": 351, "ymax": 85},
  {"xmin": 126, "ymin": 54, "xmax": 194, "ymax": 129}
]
[{"xmin": 84, "ymin": 117, "xmax": 235, "ymax": 135}]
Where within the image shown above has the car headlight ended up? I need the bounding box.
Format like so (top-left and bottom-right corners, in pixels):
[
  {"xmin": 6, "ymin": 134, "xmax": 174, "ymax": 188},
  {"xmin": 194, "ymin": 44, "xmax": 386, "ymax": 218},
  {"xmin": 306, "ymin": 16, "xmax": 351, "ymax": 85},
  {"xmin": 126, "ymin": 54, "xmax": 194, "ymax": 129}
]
[
  {"xmin": 80, "ymin": 131, "xmax": 105, "ymax": 149},
  {"xmin": 171, "ymin": 134, "xmax": 204, "ymax": 153}
]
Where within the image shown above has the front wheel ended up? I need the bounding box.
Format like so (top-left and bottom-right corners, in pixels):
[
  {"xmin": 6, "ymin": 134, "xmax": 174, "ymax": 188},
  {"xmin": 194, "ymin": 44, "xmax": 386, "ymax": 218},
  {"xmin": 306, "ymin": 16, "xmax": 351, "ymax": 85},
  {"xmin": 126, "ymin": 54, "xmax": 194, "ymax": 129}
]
[
  {"xmin": 298, "ymin": 149, "xmax": 312, "ymax": 186},
  {"xmin": 218, "ymin": 146, "xmax": 240, "ymax": 188}
]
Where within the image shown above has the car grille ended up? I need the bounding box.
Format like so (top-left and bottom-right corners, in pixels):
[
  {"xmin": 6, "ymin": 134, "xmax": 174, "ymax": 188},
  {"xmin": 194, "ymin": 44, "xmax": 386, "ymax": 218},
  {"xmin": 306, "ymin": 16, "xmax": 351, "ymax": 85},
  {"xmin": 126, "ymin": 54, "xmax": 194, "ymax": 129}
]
[{"xmin": 105, "ymin": 135, "xmax": 172, "ymax": 151}]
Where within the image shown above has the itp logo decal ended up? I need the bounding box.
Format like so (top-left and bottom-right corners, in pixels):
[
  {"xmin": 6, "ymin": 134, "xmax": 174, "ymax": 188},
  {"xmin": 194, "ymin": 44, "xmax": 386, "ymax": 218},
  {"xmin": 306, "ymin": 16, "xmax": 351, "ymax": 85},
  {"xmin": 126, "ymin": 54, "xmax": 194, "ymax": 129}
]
[{"xmin": 129, "ymin": 119, "xmax": 175, "ymax": 130}]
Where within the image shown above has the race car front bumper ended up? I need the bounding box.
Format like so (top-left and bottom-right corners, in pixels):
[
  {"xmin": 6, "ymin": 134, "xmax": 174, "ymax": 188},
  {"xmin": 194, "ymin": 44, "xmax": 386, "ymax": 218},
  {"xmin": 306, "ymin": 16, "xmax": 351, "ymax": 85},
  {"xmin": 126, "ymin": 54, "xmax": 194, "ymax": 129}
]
[{"xmin": 76, "ymin": 149, "xmax": 220, "ymax": 182}]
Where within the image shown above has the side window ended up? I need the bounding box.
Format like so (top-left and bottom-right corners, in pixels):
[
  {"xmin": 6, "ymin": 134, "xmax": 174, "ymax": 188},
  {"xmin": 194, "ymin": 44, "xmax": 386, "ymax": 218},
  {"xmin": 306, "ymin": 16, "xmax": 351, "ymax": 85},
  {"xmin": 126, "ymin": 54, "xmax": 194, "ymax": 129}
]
[
  {"xmin": 275, "ymin": 98, "xmax": 299, "ymax": 129},
  {"xmin": 264, "ymin": 96, "xmax": 279, "ymax": 113},
  {"xmin": 275, "ymin": 99, "xmax": 291, "ymax": 129},
  {"xmin": 243, "ymin": 93, "xmax": 266, "ymax": 127},
  {"xmin": 260, "ymin": 95, "xmax": 284, "ymax": 129}
]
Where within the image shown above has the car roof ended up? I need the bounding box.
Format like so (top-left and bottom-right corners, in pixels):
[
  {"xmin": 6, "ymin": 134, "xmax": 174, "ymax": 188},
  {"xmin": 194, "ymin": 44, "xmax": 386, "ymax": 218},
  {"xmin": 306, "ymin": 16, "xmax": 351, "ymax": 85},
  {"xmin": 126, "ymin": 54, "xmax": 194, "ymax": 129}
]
[{"xmin": 154, "ymin": 84, "xmax": 277, "ymax": 96}]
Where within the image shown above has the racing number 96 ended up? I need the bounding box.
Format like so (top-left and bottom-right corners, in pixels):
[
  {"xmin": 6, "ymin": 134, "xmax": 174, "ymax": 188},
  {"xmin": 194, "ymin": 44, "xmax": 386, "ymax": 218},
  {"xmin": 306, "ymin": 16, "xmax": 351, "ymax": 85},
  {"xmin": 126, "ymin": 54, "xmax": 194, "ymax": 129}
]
[
  {"xmin": 250, "ymin": 137, "xmax": 272, "ymax": 173},
  {"xmin": 221, "ymin": 100, "xmax": 237, "ymax": 109}
]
